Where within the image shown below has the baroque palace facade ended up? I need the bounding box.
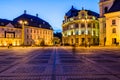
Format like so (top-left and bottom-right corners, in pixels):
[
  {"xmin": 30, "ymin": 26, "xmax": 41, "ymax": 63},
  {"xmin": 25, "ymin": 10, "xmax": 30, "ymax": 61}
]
[
  {"xmin": 62, "ymin": 6, "xmax": 99, "ymax": 46},
  {"xmin": 99, "ymin": 0, "xmax": 120, "ymax": 46},
  {"xmin": 0, "ymin": 11, "xmax": 53, "ymax": 46}
]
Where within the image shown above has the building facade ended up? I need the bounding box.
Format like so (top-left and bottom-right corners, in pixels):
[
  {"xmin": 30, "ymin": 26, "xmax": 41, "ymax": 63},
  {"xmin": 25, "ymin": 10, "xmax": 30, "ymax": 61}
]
[
  {"xmin": 0, "ymin": 11, "xmax": 53, "ymax": 46},
  {"xmin": 0, "ymin": 20, "xmax": 22, "ymax": 46},
  {"xmin": 62, "ymin": 6, "xmax": 99, "ymax": 46},
  {"xmin": 99, "ymin": 0, "xmax": 120, "ymax": 46}
]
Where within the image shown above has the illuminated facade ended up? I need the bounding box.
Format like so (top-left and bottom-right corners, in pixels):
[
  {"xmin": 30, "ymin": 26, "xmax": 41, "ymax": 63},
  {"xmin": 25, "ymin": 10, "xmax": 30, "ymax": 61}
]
[
  {"xmin": 99, "ymin": 0, "xmax": 120, "ymax": 46},
  {"xmin": 0, "ymin": 20, "xmax": 22, "ymax": 46},
  {"xmin": 0, "ymin": 11, "xmax": 53, "ymax": 46},
  {"xmin": 62, "ymin": 6, "xmax": 99, "ymax": 46}
]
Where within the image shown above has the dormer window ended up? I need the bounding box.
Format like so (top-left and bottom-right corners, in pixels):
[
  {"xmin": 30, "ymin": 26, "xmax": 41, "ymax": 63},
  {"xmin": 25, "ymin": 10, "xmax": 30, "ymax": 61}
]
[
  {"xmin": 1, "ymin": 23, "xmax": 4, "ymax": 25},
  {"xmin": 81, "ymin": 12, "xmax": 85, "ymax": 17},
  {"xmin": 39, "ymin": 25, "xmax": 41, "ymax": 27},
  {"xmin": 31, "ymin": 19, "xmax": 33, "ymax": 21},
  {"xmin": 43, "ymin": 22, "xmax": 45, "ymax": 24}
]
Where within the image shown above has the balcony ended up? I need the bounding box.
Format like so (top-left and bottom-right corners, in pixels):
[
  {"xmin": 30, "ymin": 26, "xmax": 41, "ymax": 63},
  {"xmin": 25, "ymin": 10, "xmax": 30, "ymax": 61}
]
[{"xmin": 63, "ymin": 16, "xmax": 95, "ymax": 24}]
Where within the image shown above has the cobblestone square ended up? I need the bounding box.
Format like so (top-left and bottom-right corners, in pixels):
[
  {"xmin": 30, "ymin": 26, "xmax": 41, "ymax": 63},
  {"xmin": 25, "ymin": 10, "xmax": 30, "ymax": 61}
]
[{"xmin": 0, "ymin": 47, "xmax": 120, "ymax": 80}]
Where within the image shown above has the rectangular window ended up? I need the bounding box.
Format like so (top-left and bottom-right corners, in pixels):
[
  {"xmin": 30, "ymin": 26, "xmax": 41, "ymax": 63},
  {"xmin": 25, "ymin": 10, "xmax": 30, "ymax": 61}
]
[
  {"xmin": 81, "ymin": 23, "xmax": 85, "ymax": 28},
  {"xmin": 112, "ymin": 38, "xmax": 116, "ymax": 44},
  {"xmin": 75, "ymin": 38, "xmax": 79, "ymax": 43},
  {"xmin": 93, "ymin": 31, "xmax": 96, "ymax": 36},
  {"xmin": 112, "ymin": 20, "xmax": 116, "ymax": 25},
  {"xmin": 93, "ymin": 23, "xmax": 96, "ymax": 28},
  {"xmin": 88, "ymin": 23, "xmax": 91, "ymax": 28},
  {"xmin": 81, "ymin": 31, "xmax": 84, "ymax": 34},
  {"xmin": 112, "ymin": 28, "xmax": 116, "ymax": 33},
  {"xmin": 82, "ymin": 38, "xmax": 85, "ymax": 42}
]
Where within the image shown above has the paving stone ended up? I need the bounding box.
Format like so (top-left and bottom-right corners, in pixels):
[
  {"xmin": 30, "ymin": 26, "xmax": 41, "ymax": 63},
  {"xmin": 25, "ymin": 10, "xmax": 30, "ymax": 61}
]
[
  {"xmin": 27, "ymin": 60, "xmax": 48, "ymax": 64},
  {"xmin": 60, "ymin": 60, "xmax": 82, "ymax": 63},
  {"xmin": 66, "ymin": 78, "xmax": 110, "ymax": 80},
  {"xmin": 11, "ymin": 66, "xmax": 46, "ymax": 73},
  {"xmin": 93, "ymin": 59, "xmax": 117, "ymax": 63},
  {"xmin": 0, "ymin": 61, "xmax": 14, "ymax": 65}
]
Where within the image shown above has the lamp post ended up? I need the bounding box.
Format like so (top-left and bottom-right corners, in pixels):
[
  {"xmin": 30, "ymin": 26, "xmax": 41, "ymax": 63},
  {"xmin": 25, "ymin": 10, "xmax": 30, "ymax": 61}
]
[
  {"xmin": 19, "ymin": 20, "xmax": 28, "ymax": 46},
  {"xmin": 82, "ymin": 18, "xmax": 89, "ymax": 47}
]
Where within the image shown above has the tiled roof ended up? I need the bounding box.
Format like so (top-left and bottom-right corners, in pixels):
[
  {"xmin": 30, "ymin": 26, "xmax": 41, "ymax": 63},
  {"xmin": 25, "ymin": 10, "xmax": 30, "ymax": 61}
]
[
  {"xmin": 108, "ymin": 0, "xmax": 120, "ymax": 13},
  {"xmin": 13, "ymin": 13, "xmax": 53, "ymax": 30},
  {"xmin": 65, "ymin": 6, "xmax": 99, "ymax": 18}
]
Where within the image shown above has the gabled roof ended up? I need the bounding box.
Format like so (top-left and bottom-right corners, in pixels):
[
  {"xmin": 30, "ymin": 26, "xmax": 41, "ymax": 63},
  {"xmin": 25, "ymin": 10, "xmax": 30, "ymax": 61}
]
[
  {"xmin": 0, "ymin": 19, "xmax": 12, "ymax": 26},
  {"xmin": 13, "ymin": 13, "xmax": 53, "ymax": 30},
  {"xmin": 108, "ymin": 0, "xmax": 120, "ymax": 13},
  {"xmin": 65, "ymin": 6, "xmax": 99, "ymax": 18}
]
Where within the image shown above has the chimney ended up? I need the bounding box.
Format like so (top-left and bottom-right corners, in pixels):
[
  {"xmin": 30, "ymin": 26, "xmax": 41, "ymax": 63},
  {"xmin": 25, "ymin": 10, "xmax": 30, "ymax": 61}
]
[
  {"xmin": 24, "ymin": 10, "xmax": 27, "ymax": 14},
  {"xmin": 36, "ymin": 14, "xmax": 38, "ymax": 17}
]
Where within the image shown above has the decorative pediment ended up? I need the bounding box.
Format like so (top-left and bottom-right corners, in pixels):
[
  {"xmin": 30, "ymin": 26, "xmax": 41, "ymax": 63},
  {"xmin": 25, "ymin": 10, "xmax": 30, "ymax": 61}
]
[{"xmin": 6, "ymin": 23, "xmax": 14, "ymax": 28}]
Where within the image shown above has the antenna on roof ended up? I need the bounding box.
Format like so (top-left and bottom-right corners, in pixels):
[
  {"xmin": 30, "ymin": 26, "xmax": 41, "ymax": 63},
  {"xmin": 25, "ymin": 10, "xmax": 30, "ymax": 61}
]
[{"xmin": 24, "ymin": 10, "xmax": 27, "ymax": 14}]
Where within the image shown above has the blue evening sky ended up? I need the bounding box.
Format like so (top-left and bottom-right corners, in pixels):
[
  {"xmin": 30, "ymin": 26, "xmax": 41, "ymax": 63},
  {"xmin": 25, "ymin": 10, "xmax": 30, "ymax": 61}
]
[{"xmin": 0, "ymin": 0, "xmax": 99, "ymax": 32}]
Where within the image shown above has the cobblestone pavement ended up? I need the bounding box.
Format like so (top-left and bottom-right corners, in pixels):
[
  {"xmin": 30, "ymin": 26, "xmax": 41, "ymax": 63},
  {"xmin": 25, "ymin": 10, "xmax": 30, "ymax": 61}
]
[{"xmin": 0, "ymin": 47, "xmax": 120, "ymax": 80}]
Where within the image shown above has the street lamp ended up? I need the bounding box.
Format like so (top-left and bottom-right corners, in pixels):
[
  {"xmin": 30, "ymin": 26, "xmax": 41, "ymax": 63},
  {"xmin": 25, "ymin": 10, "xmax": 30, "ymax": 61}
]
[
  {"xmin": 82, "ymin": 18, "xmax": 89, "ymax": 47},
  {"xmin": 19, "ymin": 20, "xmax": 28, "ymax": 46}
]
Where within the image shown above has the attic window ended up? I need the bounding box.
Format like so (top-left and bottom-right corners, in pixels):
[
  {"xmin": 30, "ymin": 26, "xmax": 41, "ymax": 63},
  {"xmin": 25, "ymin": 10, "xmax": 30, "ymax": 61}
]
[
  {"xmin": 39, "ymin": 25, "xmax": 41, "ymax": 27},
  {"xmin": 31, "ymin": 19, "xmax": 33, "ymax": 21},
  {"xmin": 50, "ymin": 27, "xmax": 52, "ymax": 29},
  {"xmin": 1, "ymin": 23, "xmax": 4, "ymax": 25},
  {"xmin": 43, "ymin": 22, "xmax": 45, "ymax": 24}
]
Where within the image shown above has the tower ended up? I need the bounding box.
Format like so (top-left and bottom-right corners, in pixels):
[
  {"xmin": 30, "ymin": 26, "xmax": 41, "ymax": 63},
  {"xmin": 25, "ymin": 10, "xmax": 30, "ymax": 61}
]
[
  {"xmin": 99, "ymin": 0, "xmax": 114, "ymax": 46},
  {"xmin": 99, "ymin": 0, "xmax": 114, "ymax": 17}
]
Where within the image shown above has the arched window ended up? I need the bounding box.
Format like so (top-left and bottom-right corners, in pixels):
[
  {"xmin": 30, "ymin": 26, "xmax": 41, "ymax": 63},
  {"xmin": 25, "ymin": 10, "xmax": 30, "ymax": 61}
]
[
  {"xmin": 81, "ymin": 23, "xmax": 85, "ymax": 28},
  {"xmin": 104, "ymin": 7, "xmax": 108, "ymax": 13},
  {"xmin": 71, "ymin": 31, "xmax": 73, "ymax": 35}
]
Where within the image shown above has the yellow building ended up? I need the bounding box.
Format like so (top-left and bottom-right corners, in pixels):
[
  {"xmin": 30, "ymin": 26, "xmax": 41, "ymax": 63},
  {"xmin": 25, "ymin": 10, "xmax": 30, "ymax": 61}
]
[
  {"xmin": 0, "ymin": 11, "xmax": 53, "ymax": 46},
  {"xmin": 99, "ymin": 0, "xmax": 120, "ymax": 46},
  {"xmin": 0, "ymin": 19, "xmax": 22, "ymax": 46},
  {"xmin": 62, "ymin": 6, "xmax": 99, "ymax": 46}
]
